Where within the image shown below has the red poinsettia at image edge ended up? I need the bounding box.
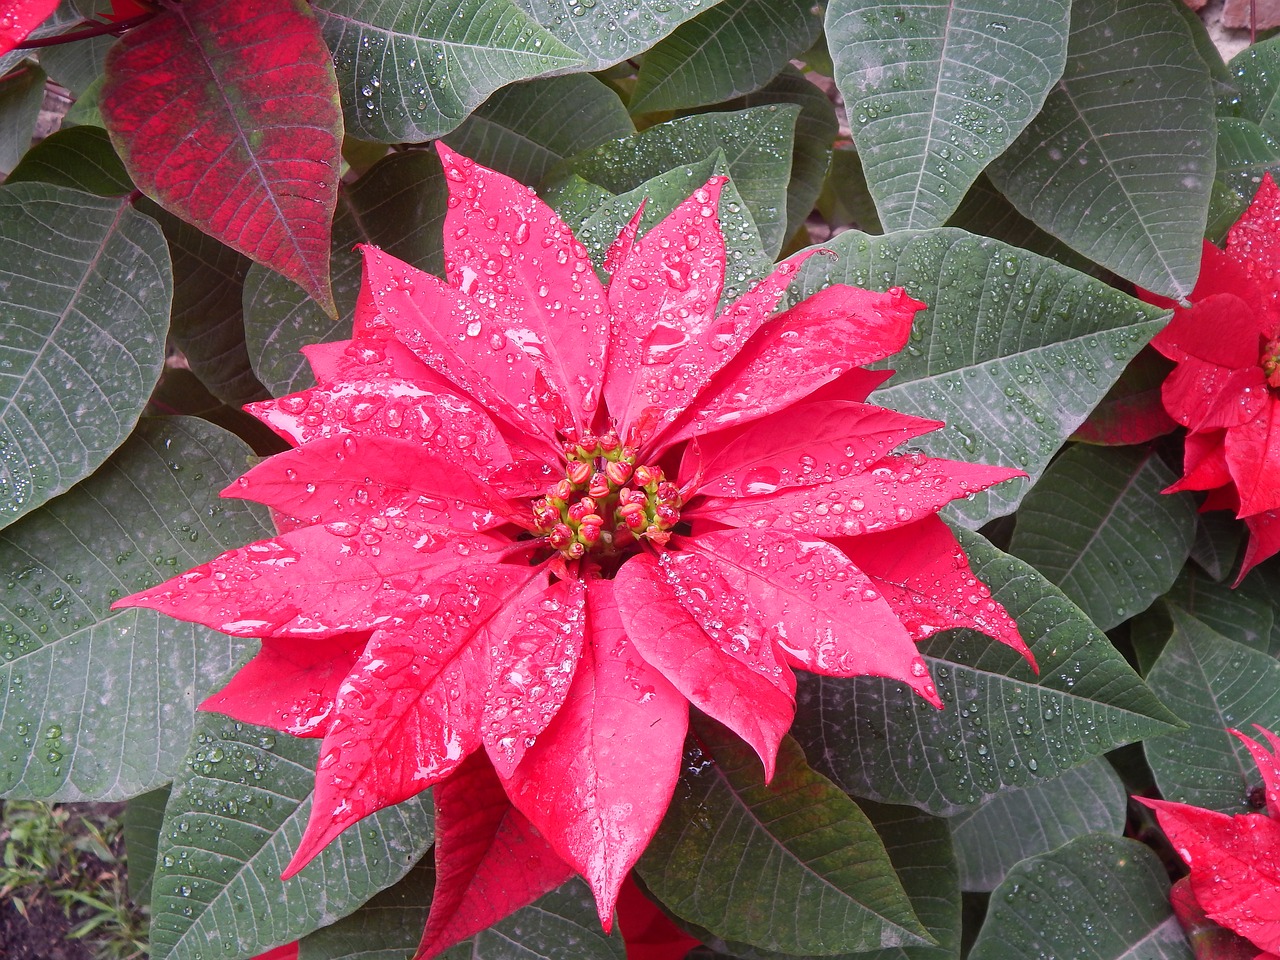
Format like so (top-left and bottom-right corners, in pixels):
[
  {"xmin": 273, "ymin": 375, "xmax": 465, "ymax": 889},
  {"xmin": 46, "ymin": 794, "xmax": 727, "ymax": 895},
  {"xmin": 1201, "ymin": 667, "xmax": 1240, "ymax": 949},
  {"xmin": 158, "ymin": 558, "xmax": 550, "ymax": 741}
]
[
  {"xmin": 1142, "ymin": 174, "xmax": 1280, "ymax": 582},
  {"xmin": 1139, "ymin": 726, "xmax": 1280, "ymax": 959},
  {"xmin": 116, "ymin": 144, "xmax": 1034, "ymax": 956}
]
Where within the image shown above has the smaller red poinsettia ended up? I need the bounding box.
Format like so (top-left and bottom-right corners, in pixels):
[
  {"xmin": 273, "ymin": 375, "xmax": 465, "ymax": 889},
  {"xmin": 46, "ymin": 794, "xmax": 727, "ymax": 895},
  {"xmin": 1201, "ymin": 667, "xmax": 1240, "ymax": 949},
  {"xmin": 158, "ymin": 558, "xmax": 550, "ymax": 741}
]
[
  {"xmin": 1138, "ymin": 726, "xmax": 1280, "ymax": 959},
  {"xmin": 1143, "ymin": 174, "xmax": 1280, "ymax": 582}
]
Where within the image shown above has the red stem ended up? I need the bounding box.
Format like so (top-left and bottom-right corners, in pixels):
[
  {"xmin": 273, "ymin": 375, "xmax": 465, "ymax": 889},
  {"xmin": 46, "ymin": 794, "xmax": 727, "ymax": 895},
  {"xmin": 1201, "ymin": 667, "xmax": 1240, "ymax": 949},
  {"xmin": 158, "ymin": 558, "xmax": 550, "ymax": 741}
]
[{"xmin": 15, "ymin": 12, "xmax": 158, "ymax": 50}]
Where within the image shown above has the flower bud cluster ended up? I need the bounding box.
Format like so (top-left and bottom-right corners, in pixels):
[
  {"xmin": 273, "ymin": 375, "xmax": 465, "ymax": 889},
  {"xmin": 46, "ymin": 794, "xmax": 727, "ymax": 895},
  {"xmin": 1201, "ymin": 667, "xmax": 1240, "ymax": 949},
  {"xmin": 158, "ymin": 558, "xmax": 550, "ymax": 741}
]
[
  {"xmin": 532, "ymin": 430, "xmax": 681, "ymax": 558},
  {"xmin": 1264, "ymin": 337, "xmax": 1280, "ymax": 388}
]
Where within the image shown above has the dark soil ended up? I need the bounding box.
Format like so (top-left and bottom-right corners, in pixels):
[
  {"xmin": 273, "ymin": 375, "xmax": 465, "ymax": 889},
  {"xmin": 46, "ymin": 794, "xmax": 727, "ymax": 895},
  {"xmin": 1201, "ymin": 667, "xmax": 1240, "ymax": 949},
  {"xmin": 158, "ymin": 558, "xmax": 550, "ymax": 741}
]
[
  {"xmin": 0, "ymin": 897, "xmax": 97, "ymax": 960},
  {"xmin": 0, "ymin": 801, "xmax": 131, "ymax": 960}
]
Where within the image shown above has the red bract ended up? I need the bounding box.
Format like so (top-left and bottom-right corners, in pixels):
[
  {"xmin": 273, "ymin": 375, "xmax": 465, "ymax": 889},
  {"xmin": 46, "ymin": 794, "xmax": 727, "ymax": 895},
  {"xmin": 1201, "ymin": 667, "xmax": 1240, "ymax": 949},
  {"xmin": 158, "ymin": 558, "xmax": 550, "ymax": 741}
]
[
  {"xmin": 115, "ymin": 145, "xmax": 1033, "ymax": 950},
  {"xmin": 0, "ymin": 0, "xmax": 58, "ymax": 56},
  {"xmin": 1144, "ymin": 174, "xmax": 1280, "ymax": 582},
  {"xmin": 1139, "ymin": 726, "xmax": 1280, "ymax": 958}
]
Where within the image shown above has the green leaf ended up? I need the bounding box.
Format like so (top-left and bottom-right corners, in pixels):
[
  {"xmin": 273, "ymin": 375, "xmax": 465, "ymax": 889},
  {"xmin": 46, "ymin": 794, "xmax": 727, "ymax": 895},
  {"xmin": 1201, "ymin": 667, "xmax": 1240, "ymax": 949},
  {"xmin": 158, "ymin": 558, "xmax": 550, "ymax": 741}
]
[
  {"xmin": 945, "ymin": 175, "xmax": 1104, "ymax": 277},
  {"xmin": 506, "ymin": 0, "xmax": 736, "ymax": 73},
  {"xmin": 1008, "ymin": 445, "xmax": 1196, "ymax": 631},
  {"xmin": 1213, "ymin": 116, "xmax": 1280, "ymax": 214},
  {"xmin": 700, "ymin": 66, "xmax": 837, "ymax": 244},
  {"xmin": 565, "ymin": 157, "xmax": 770, "ymax": 304},
  {"xmin": 950, "ymin": 757, "xmax": 1126, "ymax": 892},
  {"xmin": 1188, "ymin": 511, "xmax": 1244, "ymax": 584},
  {"xmin": 1229, "ymin": 34, "xmax": 1280, "ymax": 136},
  {"xmin": 149, "ymin": 715, "xmax": 434, "ymax": 960},
  {"xmin": 828, "ymin": 0, "xmax": 1069, "ymax": 230},
  {"xmin": 1144, "ymin": 609, "xmax": 1280, "ymax": 814},
  {"xmin": 0, "ymin": 418, "xmax": 268, "ymax": 800},
  {"xmin": 986, "ymin": 0, "xmax": 1215, "ymax": 298},
  {"xmin": 245, "ymin": 150, "xmax": 447, "ymax": 398},
  {"xmin": 791, "ymin": 228, "xmax": 1168, "ymax": 526},
  {"xmin": 629, "ymin": 0, "xmax": 822, "ymax": 115},
  {"xmin": 681, "ymin": 802, "xmax": 958, "ymax": 960},
  {"xmin": 446, "ymin": 74, "xmax": 633, "ymax": 186},
  {"xmin": 298, "ymin": 859, "xmax": 432, "ymax": 960},
  {"xmin": 298, "ymin": 864, "xmax": 622, "ymax": 960},
  {"xmin": 140, "ymin": 201, "xmax": 268, "ymax": 407},
  {"xmin": 1164, "ymin": 563, "xmax": 1280, "ymax": 656},
  {"xmin": 792, "ymin": 529, "xmax": 1182, "ymax": 816},
  {"xmin": 5, "ymin": 126, "xmax": 133, "ymax": 196},
  {"xmin": 445, "ymin": 880, "xmax": 625, "ymax": 960},
  {"xmin": 0, "ymin": 184, "xmax": 170, "ymax": 529},
  {"xmin": 969, "ymin": 836, "xmax": 1191, "ymax": 960},
  {"xmin": 816, "ymin": 145, "xmax": 882, "ymax": 234},
  {"xmin": 124, "ymin": 785, "xmax": 171, "ymax": 907},
  {"xmin": 312, "ymin": 0, "xmax": 583, "ymax": 143},
  {"xmin": 562, "ymin": 105, "xmax": 798, "ymax": 256},
  {"xmin": 639, "ymin": 718, "xmax": 930, "ymax": 955},
  {"xmin": 0, "ymin": 64, "xmax": 47, "ymax": 175}
]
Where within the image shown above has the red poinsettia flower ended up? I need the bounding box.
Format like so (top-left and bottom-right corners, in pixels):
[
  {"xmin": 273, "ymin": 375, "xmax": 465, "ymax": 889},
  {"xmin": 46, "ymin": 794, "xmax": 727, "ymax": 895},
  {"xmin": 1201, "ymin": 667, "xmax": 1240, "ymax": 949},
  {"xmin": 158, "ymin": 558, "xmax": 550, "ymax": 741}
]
[
  {"xmin": 116, "ymin": 144, "xmax": 1033, "ymax": 952},
  {"xmin": 1139, "ymin": 726, "xmax": 1280, "ymax": 959},
  {"xmin": 1143, "ymin": 174, "xmax": 1280, "ymax": 582}
]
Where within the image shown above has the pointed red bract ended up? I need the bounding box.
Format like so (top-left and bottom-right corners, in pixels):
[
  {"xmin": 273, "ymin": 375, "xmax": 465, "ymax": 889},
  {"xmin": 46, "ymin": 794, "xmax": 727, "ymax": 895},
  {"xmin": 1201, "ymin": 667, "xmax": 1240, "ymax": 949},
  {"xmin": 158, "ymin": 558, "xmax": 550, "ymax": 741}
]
[
  {"xmin": 417, "ymin": 751, "xmax": 573, "ymax": 959},
  {"xmin": 614, "ymin": 551, "xmax": 795, "ymax": 778},
  {"xmin": 662, "ymin": 285, "xmax": 925, "ymax": 446},
  {"xmin": 1144, "ymin": 174, "xmax": 1280, "ymax": 579},
  {"xmin": 676, "ymin": 530, "xmax": 943, "ymax": 705},
  {"xmin": 284, "ymin": 563, "xmax": 541, "ymax": 877},
  {"xmin": 1140, "ymin": 725, "xmax": 1280, "ymax": 958},
  {"xmin": 500, "ymin": 578, "xmax": 688, "ymax": 927},
  {"xmin": 615, "ymin": 876, "xmax": 702, "ymax": 960},
  {"xmin": 837, "ymin": 515, "xmax": 1034, "ymax": 666},
  {"xmin": 116, "ymin": 146, "xmax": 1028, "ymax": 942},
  {"xmin": 200, "ymin": 633, "xmax": 368, "ymax": 738},
  {"xmin": 100, "ymin": 0, "xmax": 341, "ymax": 312},
  {"xmin": 0, "ymin": 0, "xmax": 57, "ymax": 56},
  {"xmin": 435, "ymin": 143, "xmax": 608, "ymax": 432},
  {"xmin": 225, "ymin": 437, "xmax": 521, "ymax": 532},
  {"xmin": 689, "ymin": 453, "xmax": 1022, "ymax": 538}
]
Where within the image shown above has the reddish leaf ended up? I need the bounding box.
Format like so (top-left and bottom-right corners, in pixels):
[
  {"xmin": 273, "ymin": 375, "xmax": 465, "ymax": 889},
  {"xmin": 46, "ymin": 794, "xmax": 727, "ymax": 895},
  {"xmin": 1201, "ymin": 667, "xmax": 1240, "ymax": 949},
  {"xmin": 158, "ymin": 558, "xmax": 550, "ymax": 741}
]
[
  {"xmin": 112, "ymin": 522, "xmax": 510, "ymax": 639},
  {"xmin": 1170, "ymin": 877, "xmax": 1269, "ymax": 960},
  {"xmin": 1140, "ymin": 796, "xmax": 1280, "ymax": 955},
  {"xmin": 613, "ymin": 552, "xmax": 794, "ymax": 780},
  {"xmin": 1240, "ymin": 508, "xmax": 1280, "ymax": 583},
  {"xmin": 604, "ymin": 177, "xmax": 729, "ymax": 434},
  {"xmin": 681, "ymin": 400, "xmax": 940, "ymax": 498},
  {"xmin": 358, "ymin": 245, "xmax": 565, "ymax": 445},
  {"xmin": 1230, "ymin": 726, "xmax": 1280, "ymax": 818},
  {"xmin": 301, "ymin": 337, "xmax": 447, "ymax": 388},
  {"xmin": 835, "ymin": 515, "xmax": 1034, "ymax": 665},
  {"xmin": 101, "ymin": 0, "xmax": 341, "ymax": 313},
  {"xmin": 418, "ymin": 751, "xmax": 574, "ymax": 959},
  {"xmin": 434, "ymin": 143, "xmax": 609, "ymax": 432},
  {"xmin": 676, "ymin": 529, "xmax": 944, "ymax": 703},
  {"xmin": 688, "ymin": 454, "xmax": 1022, "ymax": 538},
  {"xmin": 481, "ymin": 575, "xmax": 587, "ymax": 777},
  {"xmin": 246, "ymin": 376, "xmax": 510, "ymax": 469},
  {"xmin": 225, "ymin": 436, "xmax": 523, "ymax": 532},
  {"xmin": 663, "ymin": 285, "xmax": 925, "ymax": 446},
  {"xmin": 0, "ymin": 0, "xmax": 57, "ymax": 55},
  {"xmin": 247, "ymin": 944, "xmax": 299, "ymax": 960},
  {"xmin": 200, "ymin": 632, "xmax": 368, "ymax": 738},
  {"xmin": 285, "ymin": 563, "xmax": 542, "ymax": 876},
  {"xmin": 1072, "ymin": 389, "xmax": 1177, "ymax": 445},
  {"xmin": 1224, "ymin": 396, "xmax": 1280, "ymax": 517},
  {"xmin": 615, "ymin": 876, "xmax": 700, "ymax": 960},
  {"xmin": 500, "ymin": 578, "xmax": 688, "ymax": 928}
]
